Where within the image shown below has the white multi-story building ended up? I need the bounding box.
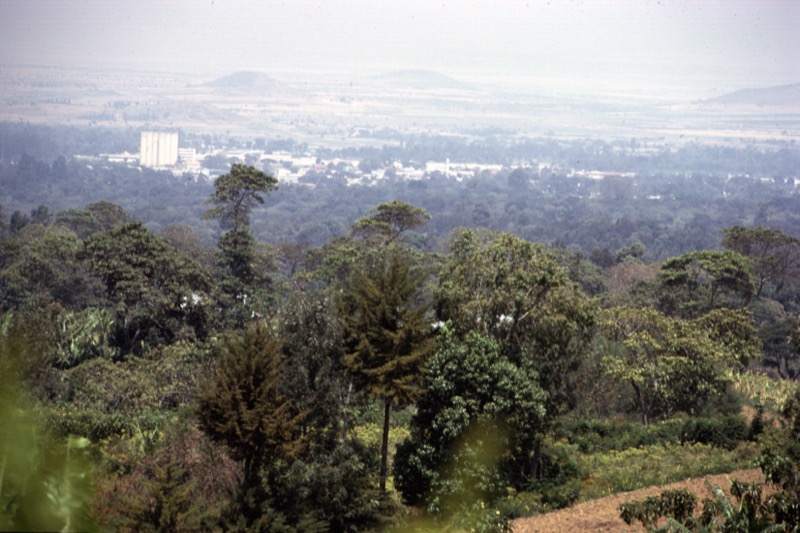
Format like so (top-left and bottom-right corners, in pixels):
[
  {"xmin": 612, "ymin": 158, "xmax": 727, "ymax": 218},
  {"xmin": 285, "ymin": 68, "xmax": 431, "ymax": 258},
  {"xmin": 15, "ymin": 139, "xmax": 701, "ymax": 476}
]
[{"xmin": 140, "ymin": 131, "xmax": 178, "ymax": 168}]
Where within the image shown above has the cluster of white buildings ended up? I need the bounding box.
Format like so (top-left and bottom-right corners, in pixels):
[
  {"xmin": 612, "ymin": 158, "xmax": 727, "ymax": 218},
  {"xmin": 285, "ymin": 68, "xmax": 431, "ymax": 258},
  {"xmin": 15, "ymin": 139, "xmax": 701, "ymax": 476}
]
[
  {"xmin": 109, "ymin": 130, "xmax": 625, "ymax": 187},
  {"xmin": 104, "ymin": 130, "xmax": 509, "ymax": 185},
  {"xmin": 106, "ymin": 131, "xmax": 199, "ymax": 171}
]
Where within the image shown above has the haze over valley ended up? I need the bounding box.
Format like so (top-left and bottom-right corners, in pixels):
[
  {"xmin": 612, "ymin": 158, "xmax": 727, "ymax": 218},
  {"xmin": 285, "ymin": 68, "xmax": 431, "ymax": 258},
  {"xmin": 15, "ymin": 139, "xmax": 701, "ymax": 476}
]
[
  {"xmin": 2, "ymin": 0, "xmax": 798, "ymax": 147},
  {"xmin": 2, "ymin": 64, "xmax": 798, "ymax": 150},
  {"xmin": 2, "ymin": 3, "xmax": 800, "ymax": 532}
]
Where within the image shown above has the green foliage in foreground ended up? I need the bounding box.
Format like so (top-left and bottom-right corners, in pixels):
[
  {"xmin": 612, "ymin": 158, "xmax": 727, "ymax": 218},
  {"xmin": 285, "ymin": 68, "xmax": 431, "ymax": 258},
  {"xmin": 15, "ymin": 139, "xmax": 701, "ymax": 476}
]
[
  {"xmin": 394, "ymin": 327, "xmax": 547, "ymax": 516},
  {"xmin": 578, "ymin": 442, "xmax": 758, "ymax": 500},
  {"xmin": 618, "ymin": 390, "xmax": 800, "ymax": 532},
  {"xmin": 0, "ymin": 412, "xmax": 96, "ymax": 533},
  {"xmin": 619, "ymin": 488, "xmax": 698, "ymax": 530},
  {"xmin": 493, "ymin": 437, "xmax": 759, "ymax": 524},
  {"xmin": 1, "ymin": 330, "xmax": 96, "ymax": 532}
]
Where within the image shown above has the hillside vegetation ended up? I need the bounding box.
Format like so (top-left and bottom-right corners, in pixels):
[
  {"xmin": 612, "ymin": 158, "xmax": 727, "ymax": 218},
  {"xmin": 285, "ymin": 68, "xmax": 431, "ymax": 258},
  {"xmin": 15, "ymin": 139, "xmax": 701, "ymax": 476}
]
[{"xmin": 1, "ymin": 127, "xmax": 799, "ymax": 531}]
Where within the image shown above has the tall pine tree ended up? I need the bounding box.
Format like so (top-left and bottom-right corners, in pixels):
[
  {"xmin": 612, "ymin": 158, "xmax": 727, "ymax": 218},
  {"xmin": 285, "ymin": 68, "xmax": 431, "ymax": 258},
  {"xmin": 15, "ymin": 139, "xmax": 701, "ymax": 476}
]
[
  {"xmin": 204, "ymin": 164, "xmax": 278, "ymax": 326},
  {"xmin": 197, "ymin": 324, "xmax": 303, "ymax": 526},
  {"xmin": 343, "ymin": 254, "xmax": 435, "ymax": 493}
]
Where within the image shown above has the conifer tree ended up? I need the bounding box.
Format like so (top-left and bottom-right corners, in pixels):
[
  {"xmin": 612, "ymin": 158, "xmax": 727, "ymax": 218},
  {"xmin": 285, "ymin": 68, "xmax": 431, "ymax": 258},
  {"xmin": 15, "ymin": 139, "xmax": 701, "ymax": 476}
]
[
  {"xmin": 197, "ymin": 324, "xmax": 303, "ymax": 524},
  {"xmin": 204, "ymin": 164, "xmax": 278, "ymax": 233},
  {"xmin": 204, "ymin": 164, "xmax": 278, "ymax": 326},
  {"xmin": 351, "ymin": 200, "xmax": 431, "ymax": 247},
  {"xmin": 343, "ymin": 254, "xmax": 435, "ymax": 493}
]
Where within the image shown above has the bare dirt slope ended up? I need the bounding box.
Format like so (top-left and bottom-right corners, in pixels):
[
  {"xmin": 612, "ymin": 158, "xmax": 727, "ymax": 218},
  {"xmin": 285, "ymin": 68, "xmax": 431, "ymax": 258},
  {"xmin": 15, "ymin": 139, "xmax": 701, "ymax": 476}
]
[{"xmin": 512, "ymin": 468, "xmax": 766, "ymax": 533}]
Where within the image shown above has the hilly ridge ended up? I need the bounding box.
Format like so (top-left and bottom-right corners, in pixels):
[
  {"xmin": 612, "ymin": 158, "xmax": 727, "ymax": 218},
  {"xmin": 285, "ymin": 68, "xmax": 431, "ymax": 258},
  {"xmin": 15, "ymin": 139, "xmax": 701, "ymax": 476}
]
[
  {"xmin": 371, "ymin": 69, "xmax": 472, "ymax": 91},
  {"xmin": 704, "ymin": 83, "xmax": 800, "ymax": 106},
  {"xmin": 201, "ymin": 70, "xmax": 297, "ymax": 96}
]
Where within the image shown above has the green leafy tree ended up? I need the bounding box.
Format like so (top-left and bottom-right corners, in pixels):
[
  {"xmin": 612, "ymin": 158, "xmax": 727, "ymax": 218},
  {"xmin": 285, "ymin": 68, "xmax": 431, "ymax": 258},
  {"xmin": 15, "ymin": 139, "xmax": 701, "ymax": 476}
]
[
  {"xmin": 55, "ymin": 208, "xmax": 105, "ymax": 240},
  {"xmin": 83, "ymin": 222, "xmax": 213, "ymax": 353},
  {"xmin": 0, "ymin": 304, "xmax": 66, "ymax": 402},
  {"xmin": 658, "ymin": 250, "xmax": 755, "ymax": 318},
  {"xmin": 343, "ymin": 254, "xmax": 435, "ymax": 493},
  {"xmin": 351, "ymin": 200, "xmax": 431, "ymax": 246},
  {"xmin": 695, "ymin": 307, "xmax": 762, "ymax": 371},
  {"xmin": 54, "ymin": 201, "xmax": 130, "ymax": 240},
  {"xmin": 758, "ymin": 316, "xmax": 800, "ymax": 381},
  {"xmin": 29, "ymin": 204, "xmax": 52, "ymax": 226},
  {"xmin": 8, "ymin": 210, "xmax": 30, "ymax": 235},
  {"xmin": 599, "ymin": 306, "xmax": 745, "ymax": 425},
  {"xmin": 300, "ymin": 200, "xmax": 432, "ymax": 289},
  {"xmin": 301, "ymin": 235, "xmax": 368, "ymax": 287},
  {"xmin": 278, "ymin": 291, "xmax": 348, "ymax": 446},
  {"xmin": 434, "ymin": 230, "xmax": 595, "ymax": 436},
  {"xmin": 616, "ymin": 241, "xmax": 646, "ymax": 264},
  {"xmin": 0, "ymin": 223, "xmax": 101, "ymax": 310},
  {"xmin": 783, "ymin": 318, "xmax": 800, "ymax": 381},
  {"xmin": 722, "ymin": 225, "xmax": 800, "ymax": 298},
  {"xmin": 394, "ymin": 327, "xmax": 547, "ymax": 523},
  {"xmin": 160, "ymin": 224, "xmax": 215, "ymax": 270}
]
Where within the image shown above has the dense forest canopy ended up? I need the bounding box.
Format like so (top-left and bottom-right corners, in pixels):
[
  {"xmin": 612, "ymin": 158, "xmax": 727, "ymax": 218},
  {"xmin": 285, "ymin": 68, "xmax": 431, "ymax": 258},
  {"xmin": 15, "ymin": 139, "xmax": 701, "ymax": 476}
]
[
  {"xmin": 2, "ymin": 123, "xmax": 799, "ymax": 260},
  {"xmin": 1, "ymin": 122, "xmax": 799, "ymax": 531}
]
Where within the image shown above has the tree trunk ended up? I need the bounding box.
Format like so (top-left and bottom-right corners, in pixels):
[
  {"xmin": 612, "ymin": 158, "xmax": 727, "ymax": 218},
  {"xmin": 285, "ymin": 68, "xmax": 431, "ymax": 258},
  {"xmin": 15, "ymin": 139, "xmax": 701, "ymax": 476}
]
[
  {"xmin": 380, "ymin": 397, "xmax": 391, "ymax": 493},
  {"xmin": 530, "ymin": 438, "xmax": 543, "ymax": 479},
  {"xmin": 632, "ymin": 381, "xmax": 650, "ymax": 427},
  {"xmin": 777, "ymin": 357, "xmax": 788, "ymax": 380},
  {"xmin": 341, "ymin": 380, "xmax": 353, "ymax": 443}
]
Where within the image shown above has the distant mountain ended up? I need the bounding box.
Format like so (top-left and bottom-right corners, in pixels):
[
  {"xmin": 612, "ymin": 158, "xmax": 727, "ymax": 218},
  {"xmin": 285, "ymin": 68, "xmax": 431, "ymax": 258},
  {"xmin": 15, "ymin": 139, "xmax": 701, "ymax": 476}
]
[
  {"xmin": 201, "ymin": 71, "xmax": 295, "ymax": 95},
  {"xmin": 704, "ymin": 83, "xmax": 800, "ymax": 106},
  {"xmin": 372, "ymin": 69, "xmax": 471, "ymax": 91}
]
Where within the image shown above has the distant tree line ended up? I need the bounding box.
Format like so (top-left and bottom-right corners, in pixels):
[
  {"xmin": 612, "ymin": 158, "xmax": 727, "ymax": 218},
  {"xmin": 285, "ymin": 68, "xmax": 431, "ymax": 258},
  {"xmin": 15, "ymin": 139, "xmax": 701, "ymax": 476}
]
[{"xmin": 2, "ymin": 126, "xmax": 799, "ymax": 264}]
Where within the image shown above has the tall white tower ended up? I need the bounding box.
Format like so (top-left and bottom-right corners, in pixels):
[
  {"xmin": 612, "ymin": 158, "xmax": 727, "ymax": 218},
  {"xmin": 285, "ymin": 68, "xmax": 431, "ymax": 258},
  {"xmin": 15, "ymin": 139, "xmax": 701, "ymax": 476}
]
[{"xmin": 140, "ymin": 131, "xmax": 178, "ymax": 168}]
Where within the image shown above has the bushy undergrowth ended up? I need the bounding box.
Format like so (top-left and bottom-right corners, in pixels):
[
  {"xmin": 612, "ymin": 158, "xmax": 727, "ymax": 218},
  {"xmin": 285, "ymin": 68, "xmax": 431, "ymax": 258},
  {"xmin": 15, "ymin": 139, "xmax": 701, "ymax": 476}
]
[
  {"xmin": 495, "ymin": 415, "xmax": 757, "ymax": 522},
  {"xmin": 618, "ymin": 390, "xmax": 800, "ymax": 532},
  {"xmin": 497, "ymin": 440, "xmax": 757, "ymax": 522},
  {"xmin": 558, "ymin": 418, "xmax": 681, "ymax": 452},
  {"xmin": 558, "ymin": 414, "xmax": 751, "ymax": 453},
  {"xmin": 44, "ymin": 405, "xmax": 173, "ymax": 443},
  {"xmin": 523, "ymin": 439, "xmax": 583, "ymax": 510},
  {"xmin": 578, "ymin": 441, "xmax": 758, "ymax": 499},
  {"xmin": 351, "ymin": 421, "xmax": 411, "ymax": 492}
]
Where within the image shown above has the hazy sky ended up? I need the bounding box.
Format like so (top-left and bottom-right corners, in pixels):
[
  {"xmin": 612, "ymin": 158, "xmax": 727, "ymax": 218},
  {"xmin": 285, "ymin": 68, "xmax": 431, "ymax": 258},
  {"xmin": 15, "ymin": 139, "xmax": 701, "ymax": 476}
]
[{"xmin": 1, "ymin": 0, "xmax": 798, "ymax": 96}]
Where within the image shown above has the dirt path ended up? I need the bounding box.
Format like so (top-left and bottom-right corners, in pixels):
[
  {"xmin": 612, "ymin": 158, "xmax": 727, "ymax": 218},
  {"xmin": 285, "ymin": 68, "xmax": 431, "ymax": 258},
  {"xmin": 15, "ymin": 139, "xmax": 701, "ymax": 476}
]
[{"xmin": 512, "ymin": 468, "xmax": 766, "ymax": 532}]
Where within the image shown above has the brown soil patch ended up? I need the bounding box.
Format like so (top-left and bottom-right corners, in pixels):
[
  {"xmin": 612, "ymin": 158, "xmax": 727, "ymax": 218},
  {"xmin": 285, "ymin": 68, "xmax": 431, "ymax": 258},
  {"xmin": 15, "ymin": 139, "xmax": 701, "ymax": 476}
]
[{"xmin": 512, "ymin": 468, "xmax": 766, "ymax": 533}]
